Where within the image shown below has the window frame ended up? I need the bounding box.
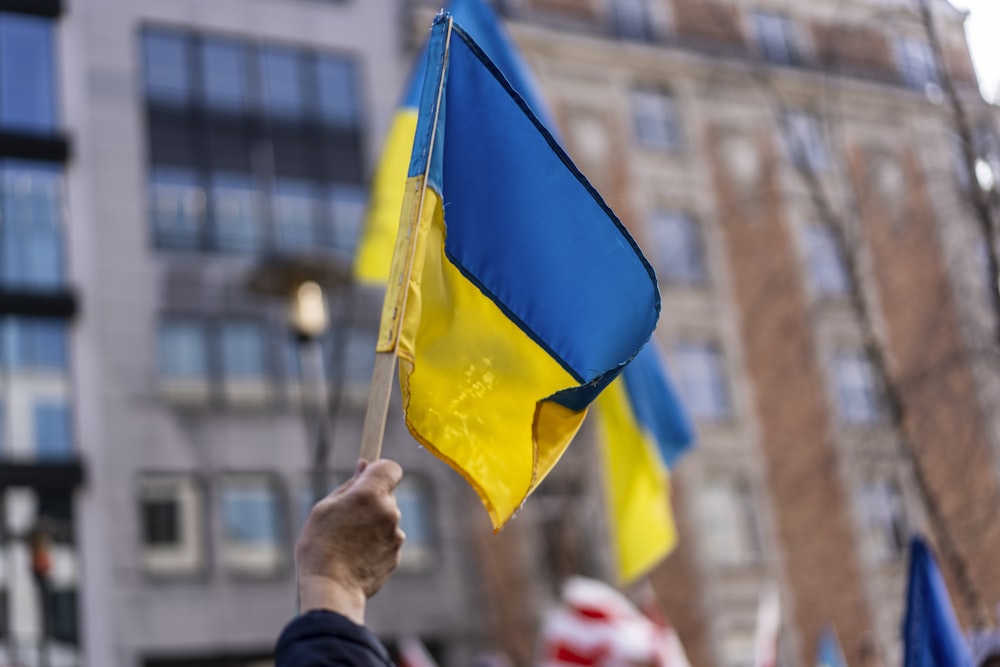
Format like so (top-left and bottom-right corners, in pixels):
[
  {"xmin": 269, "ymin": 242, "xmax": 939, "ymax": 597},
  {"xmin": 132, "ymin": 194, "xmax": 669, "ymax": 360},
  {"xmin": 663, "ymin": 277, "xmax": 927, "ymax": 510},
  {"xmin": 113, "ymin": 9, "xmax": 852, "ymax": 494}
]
[
  {"xmin": 630, "ymin": 85, "xmax": 684, "ymax": 152},
  {"xmin": 671, "ymin": 339, "xmax": 734, "ymax": 423},
  {"xmin": 137, "ymin": 473, "xmax": 208, "ymax": 579},
  {"xmin": 752, "ymin": 10, "xmax": 802, "ymax": 66},
  {"xmin": 216, "ymin": 472, "xmax": 287, "ymax": 578},
  {"xmin": 647, "ymin": 209, "xmax": 709, "ymax": 287}
]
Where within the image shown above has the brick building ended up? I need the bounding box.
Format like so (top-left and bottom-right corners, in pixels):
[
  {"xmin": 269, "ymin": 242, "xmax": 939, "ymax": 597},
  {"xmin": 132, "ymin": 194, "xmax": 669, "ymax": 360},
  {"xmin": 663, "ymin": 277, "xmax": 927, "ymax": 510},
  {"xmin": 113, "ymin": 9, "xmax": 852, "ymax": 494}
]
[{"xmin": 442, "ymin": 1, "xmax": 1000, "ymax": 666}]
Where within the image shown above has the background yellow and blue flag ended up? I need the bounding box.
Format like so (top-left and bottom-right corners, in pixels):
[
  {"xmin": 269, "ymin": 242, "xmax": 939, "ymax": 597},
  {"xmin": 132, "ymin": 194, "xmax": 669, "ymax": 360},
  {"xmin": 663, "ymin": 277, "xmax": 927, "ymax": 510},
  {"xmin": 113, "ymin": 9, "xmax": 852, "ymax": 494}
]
[
  {"xmin": 354, "ymin": 0, "xmax": 554, "ymax": 284},
  {"xmin": 596, "ymin": 341, "xmax": 696, "ymax": 582},
  {"xmin": 388, "ymin": 14, "xmax": 660, "ymax": 529}
]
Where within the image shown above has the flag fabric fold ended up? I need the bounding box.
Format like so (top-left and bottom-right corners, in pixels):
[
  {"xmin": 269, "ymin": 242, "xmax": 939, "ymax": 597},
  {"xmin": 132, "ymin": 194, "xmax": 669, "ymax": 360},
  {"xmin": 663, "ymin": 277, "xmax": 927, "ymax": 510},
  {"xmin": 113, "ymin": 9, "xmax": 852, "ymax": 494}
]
[
  {"xmin": 596, "ymin": 340, "xmax": 695, "ymax": 582},
  {"xmin": 903, "ymin": 535, "xmax": 974, "ymax": 667},
  {"xmin": 387, "ymin": 14, "xmax": 659, "ymax": 530}
]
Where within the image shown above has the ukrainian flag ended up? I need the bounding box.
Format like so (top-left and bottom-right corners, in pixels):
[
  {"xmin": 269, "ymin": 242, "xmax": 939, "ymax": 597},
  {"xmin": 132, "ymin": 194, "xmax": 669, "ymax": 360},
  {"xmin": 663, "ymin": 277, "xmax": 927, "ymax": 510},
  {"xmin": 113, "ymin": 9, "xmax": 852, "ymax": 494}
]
[
  {"xmin": 354, "ymin": 0, "xmax": 553, "ymax": 284},
  {"xmin": 596, "ymin": 341, "xmax": 696, "ymax": 582},
  {"xmin": 385, "ymin": 14, "xmax": 660, "ymax": 529}
]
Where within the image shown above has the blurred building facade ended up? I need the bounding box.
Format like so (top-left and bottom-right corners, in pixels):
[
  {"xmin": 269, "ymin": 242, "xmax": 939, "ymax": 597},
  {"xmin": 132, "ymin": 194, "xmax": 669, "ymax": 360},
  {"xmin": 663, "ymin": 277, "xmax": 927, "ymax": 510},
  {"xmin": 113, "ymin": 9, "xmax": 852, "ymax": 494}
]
[
  {"xmin": 450, "ymin": 1, "xmax": 1000, "ymax": 667},
  {"xmin": 3, "ymin": 0, "xmax": 1000, "ymax": 666}
]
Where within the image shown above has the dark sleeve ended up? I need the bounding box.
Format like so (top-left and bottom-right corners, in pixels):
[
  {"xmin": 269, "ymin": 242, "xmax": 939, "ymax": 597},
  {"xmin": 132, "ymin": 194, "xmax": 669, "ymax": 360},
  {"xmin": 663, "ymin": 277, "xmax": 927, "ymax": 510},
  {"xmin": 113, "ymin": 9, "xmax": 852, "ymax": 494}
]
[{"xmin": 276, "ymin": 610, "xmax": 395, "ymax": 667}]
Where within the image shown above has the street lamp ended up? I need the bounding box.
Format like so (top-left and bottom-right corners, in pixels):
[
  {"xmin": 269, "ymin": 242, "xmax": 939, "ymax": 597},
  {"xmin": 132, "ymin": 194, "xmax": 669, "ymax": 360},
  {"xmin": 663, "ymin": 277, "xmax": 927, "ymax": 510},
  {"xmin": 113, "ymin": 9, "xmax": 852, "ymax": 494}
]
[{"xmin": 247, "ymin": 252, "xmax": 351, "ymax": 506}]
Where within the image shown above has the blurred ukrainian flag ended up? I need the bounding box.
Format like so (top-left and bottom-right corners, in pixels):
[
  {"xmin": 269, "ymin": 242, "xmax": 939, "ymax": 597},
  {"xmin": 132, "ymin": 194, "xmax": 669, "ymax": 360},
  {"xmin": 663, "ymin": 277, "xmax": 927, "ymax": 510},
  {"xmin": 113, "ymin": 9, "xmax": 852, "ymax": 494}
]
[{"xmin": 596, "ymin": 341, "xmax": 696, "ymax": 583}]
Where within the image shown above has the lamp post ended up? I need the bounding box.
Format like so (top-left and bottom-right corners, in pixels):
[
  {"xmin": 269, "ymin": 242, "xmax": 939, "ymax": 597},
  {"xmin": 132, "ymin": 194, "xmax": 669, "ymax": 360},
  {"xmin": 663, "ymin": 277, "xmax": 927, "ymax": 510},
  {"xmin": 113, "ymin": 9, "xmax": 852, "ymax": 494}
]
[{"xmin": 247, "ymin": 252, "xmax": 351, "ymax": 506}]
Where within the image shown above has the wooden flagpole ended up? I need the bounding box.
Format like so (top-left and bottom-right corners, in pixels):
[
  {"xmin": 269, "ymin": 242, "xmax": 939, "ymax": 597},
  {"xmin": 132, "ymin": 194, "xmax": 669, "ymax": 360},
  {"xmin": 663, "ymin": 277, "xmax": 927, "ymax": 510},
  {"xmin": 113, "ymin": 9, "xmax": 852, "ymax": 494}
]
[{"xmin": 359, "ymin": 15, "xmax": 453, "ymax": 462}]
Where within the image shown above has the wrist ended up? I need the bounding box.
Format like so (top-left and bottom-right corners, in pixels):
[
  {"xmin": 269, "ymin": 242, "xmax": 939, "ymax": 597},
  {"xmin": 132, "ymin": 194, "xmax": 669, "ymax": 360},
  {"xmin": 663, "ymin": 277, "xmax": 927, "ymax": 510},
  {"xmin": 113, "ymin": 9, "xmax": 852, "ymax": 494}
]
[{"xmin": 297, "ymin": 574, "xmax": 367, "ymax": 625}]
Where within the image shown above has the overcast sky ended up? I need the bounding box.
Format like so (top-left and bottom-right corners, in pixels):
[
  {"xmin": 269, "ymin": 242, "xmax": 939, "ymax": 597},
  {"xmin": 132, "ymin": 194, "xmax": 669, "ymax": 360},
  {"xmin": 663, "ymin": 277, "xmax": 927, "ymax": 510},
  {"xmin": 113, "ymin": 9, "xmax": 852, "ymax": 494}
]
[{"xmin": 948, "ymin": 0, "xmax": 1000, "ymax": 102}]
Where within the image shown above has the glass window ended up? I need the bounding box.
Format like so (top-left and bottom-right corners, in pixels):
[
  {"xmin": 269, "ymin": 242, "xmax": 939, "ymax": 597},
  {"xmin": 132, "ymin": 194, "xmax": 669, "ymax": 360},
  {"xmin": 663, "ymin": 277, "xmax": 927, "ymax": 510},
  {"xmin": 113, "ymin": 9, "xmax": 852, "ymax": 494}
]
[
  {"xmin": 831, "ymin": 350, "xmax": 884, "ymax": 425},
  {"xmin": 210, "ymin": 173, "xmax": 261, "ymax": 253},
  {"xmin": 0, "ymin": 162, "xmax": 63, "ymax": 289},
  {"xmin": 260, "ymin": 47, "xmax": 305, "ymax": 119},
  {"xmin": 150, "ymin": 167, "xmax": 205, "ymax": 249},
  {"xmin": 49, "ymin": 589, "xmax": 78, "ymax": 645},
  {"xmin": 274, "ymin": 180, "xmax": 319, "ymax": 250},
  {"xmin": 220, "ymin": 321, "xmax": 267, "ymax": 380},
  {"xmin": 396, "ymin": 476, "xmax": 434, "ymax": 571},
  {"xmin": 316, "ymin": 55, "xmax": 359, "ymax": 127},
  {"xmin": 143, "ymin": 29, "xmax": 191, "ymax": 105},
  {"xmin": 0, "ymin": 13, "xmax": 57, "ymax": 133},
  {"xmin": 804, "ymin": 224, "xmax": 851, "ymax": 297},
  {"xmin": 142, "ymin": 496, "xmax": 179, "ymax": 546},
  {"xmin": 859, "ymin": 478, "xmax": 908, "ymax": 562},
  {"xmin": 158, "ymin": 319, "xmax": 208, "ymax": 380},
  {"xmin": 201, "ymin": 38, "xmax": 248, "ymax": 112},
  {"xmin": 631, "ymin": 87, "xmax": 683, "ymax": 151},
  {"xmin": 647, "ymin": 210, "xmax": 707, "ymax": 285},
  {"xmin": 861, "ymin": 478, "xmax": 910, "ymax": 561},
  {"xmin": 342, "ymin": 327, "xmax": 376, "ymax": 387},
  {"xmin": 672, "ymin": 341, "xmax": 732, "ymax": 421},
  {"xmin": 783, "ymin": 110, "xmax": 827, "ymax": 172},
  {"xmin": 328, "ymin": 185, "xmax": 366, "ymax": 253},
  {"xmin": 753, "ymin": 11, "xmax": 801, "ymax": 66},
  {"xmin": 613, "ymin": 0, "xmax": 655, "ymax": 41},
  {"xmin": 2, "ymin": 318, "xmax": 67, "ymax": 371},
  {"xmin": 896, "ymin": 37, "xmax": 938, "ymax": 91},
  {"xmin": 34, "ymin": 399, "xmax": 72, "ymax": 460},
  {"xmin": 698, "ymin": 476, "xmax": 761, "ymax": 566},
  {"xmin": 138, "ymin": 475, "xmax": 205, "ymax": 576},
  {"xmin": 219, "ymin": 476, "xmax": 284, "ymax": 575}
]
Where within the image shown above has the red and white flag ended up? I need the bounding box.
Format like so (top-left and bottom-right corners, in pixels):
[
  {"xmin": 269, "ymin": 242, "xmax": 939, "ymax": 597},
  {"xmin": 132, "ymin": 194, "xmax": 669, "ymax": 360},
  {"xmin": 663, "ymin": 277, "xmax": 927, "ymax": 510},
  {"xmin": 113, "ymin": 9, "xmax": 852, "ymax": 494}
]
[
  {"xmin": 540, "ymin": 577, "xmax": 690, "ymax": 667},
  {"xmin": 753, "ymin": 586, "xmax": 782, "ymax": 667},
  {"xmin": 398, "ymin": 637, "xmax": 439, "ymax": 667}
]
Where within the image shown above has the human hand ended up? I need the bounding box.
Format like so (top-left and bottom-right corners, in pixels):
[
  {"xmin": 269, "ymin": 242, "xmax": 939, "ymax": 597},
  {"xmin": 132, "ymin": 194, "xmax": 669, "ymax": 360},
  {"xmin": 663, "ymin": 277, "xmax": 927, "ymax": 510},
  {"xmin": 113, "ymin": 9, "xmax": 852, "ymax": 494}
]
[{"xmin": 296, "ymin": 459, "xmax": 405, "ymax": 624}]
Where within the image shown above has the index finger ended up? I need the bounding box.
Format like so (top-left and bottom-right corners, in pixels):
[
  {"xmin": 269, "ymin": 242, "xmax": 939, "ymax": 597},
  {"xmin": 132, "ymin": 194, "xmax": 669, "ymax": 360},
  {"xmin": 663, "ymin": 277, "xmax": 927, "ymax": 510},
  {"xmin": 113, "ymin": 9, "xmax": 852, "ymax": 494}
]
[{"xmin": 356, "ymin": 459, "xmax": 404, "ymax": 495}]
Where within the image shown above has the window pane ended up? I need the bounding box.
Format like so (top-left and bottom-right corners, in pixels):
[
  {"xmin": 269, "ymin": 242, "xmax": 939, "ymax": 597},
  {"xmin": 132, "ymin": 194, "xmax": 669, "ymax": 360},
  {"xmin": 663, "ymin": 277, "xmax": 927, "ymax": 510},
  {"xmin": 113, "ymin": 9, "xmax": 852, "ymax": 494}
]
[
  {"xmin": 804, "ymin": 224, "xmax": 850, "ymax": 296},
  {"xmin": 221, "ymin": 484, "xmax": 280, "ymax": 546},
  {"xmin": 897, "ymin": 37, "xmax": 938, "ymax": 90},
  {"xmin": 754, "ymin": 12, "xmax": 798, "ymax": 65},
  {"xmin": 860, "ymin": 479, "xmax": 907, "ymax": 561},
  {"xmin": 138, "ymin": 475, "xmax": 205, "ymax": 576},
  {"xmin": 784, "ymin": 111, "xmax": 826, "ymax": 171},
  {"xmin": 34, "ymin": 399, "xmax": 72, "ymax": 460},
  {"xmin": 49, "ymin": 589, "xmax": 78, "ymax": 645},
  {"xmin": 699, "ymin": 477, "xmax": 759, "ymax": 565},
  {"xmin": 201, "ymin": 38, "xmax": 248, "ymax": 112},
  {"xmin": 142, "ymin": 498, "xmax": 180, "ymax": 546},
  {"xmin": 220, "ymin": 321, "xmax": 267, "ymax": 379},
  {"xmin": 150, "ymin": 167, "xmax": 205, "ymax": 249},
  {"xmin": 158, "ymin": 320, "xmax": 207, "ymax": 379},
  {"xmin": 0, "ymin": 13, "xmax": 56, "ymax": 132},
  {"xmin": 260, "ymin": 47, "xmax": 305, "ymax": 119},
  {"xmin": 648, "ymin": 211, "xmax": 706, "ymax": 285},
  {"xmin": 2, "ymin": 318, "xmax": 67, "ymax": 370},
  {"xmin": 210, "ymin": 173, "xmax": 261, "ymax": 253},
  {"xmin": 328, "ymin": 185, "xmax": 366, "ymax": 253},
  {"xmin": 274, "ymin": 180, "xmax": 318, "ymax": 249},
  {"xmin": 832, "ymin": 351, "xmax": 883, "ymax": 425},
  {"xmin": 316, "ymin": 55, "xmax": 359, "ymax": 126},
  {"xmin": 0, "ymin": 163, "xmax": 63, "ymax": 288},
  {"xmin": 396, "ymin": 477, "xmax": 434, "ymax": 571},
  {"xmin": 614, "ymin": 0, "xmax": 653, "ymax": 40},
  {"xmin": 673, "ymin": 341, "xmax": 732, "ymax": 421},
  {"xmin": 631, "ymin": 87, "xmax": 682, "ymax": 150},
  {"xmin": 342, "ymin": 327, "xmax": 376, "ymax": 386},
  {"xmin": 143, "ymin": 29, "xmax": 191, "ymax": 105}
]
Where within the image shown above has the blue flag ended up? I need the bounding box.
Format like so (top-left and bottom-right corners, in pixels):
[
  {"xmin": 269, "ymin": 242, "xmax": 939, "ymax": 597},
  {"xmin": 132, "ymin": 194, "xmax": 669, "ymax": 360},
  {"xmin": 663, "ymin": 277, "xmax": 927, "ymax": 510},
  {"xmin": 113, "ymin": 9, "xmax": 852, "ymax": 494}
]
[
  {"xmin": 816, "ymin": 627, "xmax": 847, "ymax": 667},
  {"xmin": 903, "ymin": 536, "xmax": 974, "ymax": 667}
]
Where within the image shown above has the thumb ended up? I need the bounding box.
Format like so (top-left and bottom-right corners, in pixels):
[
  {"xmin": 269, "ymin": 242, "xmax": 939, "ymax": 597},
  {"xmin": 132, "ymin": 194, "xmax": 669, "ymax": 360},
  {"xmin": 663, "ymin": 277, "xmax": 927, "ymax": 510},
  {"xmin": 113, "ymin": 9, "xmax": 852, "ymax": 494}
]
[{"xmin": 357, "ymin": 459, "xmax": 404, "ymax": 495}]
